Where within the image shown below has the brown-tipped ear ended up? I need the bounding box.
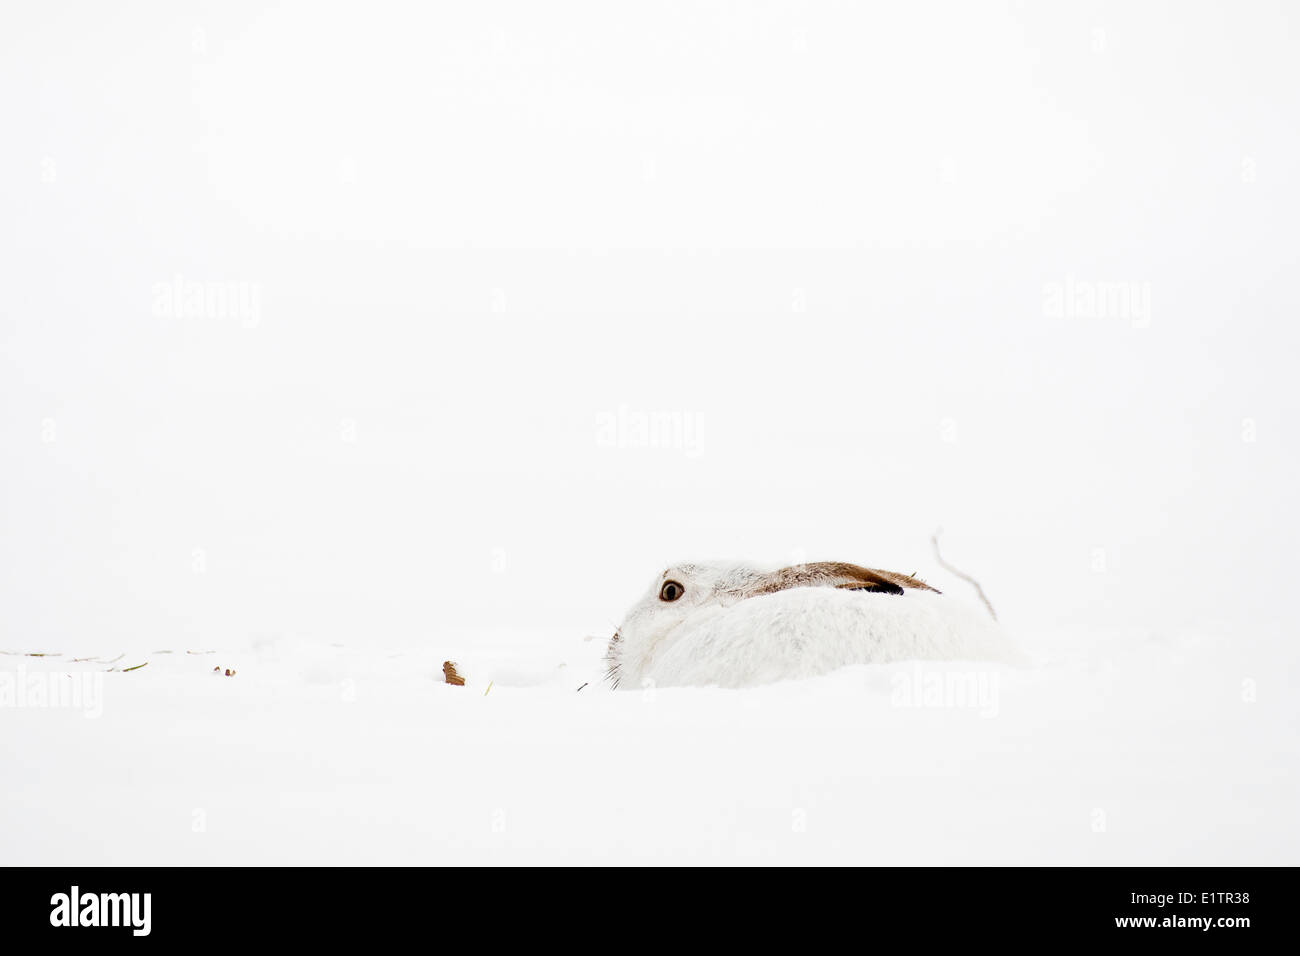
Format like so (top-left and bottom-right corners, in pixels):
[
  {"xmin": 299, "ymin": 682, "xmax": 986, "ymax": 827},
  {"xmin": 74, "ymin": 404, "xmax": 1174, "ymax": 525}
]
[{"xmin": 748, "ymin": 562, "xmax": 939, "ymax": 598}]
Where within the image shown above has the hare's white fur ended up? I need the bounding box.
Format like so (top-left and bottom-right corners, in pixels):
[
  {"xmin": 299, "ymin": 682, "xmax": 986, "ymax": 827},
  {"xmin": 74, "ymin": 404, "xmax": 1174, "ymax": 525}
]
[{"xmin": 607, "ymin": 561, "xmax": 1016, "ymax": 689}]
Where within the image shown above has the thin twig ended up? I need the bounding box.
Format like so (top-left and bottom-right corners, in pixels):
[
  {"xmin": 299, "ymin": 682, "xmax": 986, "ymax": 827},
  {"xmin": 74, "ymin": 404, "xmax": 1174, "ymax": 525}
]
[{"xmin": 931, "ymin": 529, "xmax": 998, "ymax": 622}]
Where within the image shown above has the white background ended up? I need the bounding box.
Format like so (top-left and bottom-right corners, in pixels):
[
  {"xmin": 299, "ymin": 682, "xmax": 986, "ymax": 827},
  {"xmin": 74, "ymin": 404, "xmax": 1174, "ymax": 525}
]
[{"xmin": 2, "ymin": 2, "xmax": 1298, "ymax": 864}]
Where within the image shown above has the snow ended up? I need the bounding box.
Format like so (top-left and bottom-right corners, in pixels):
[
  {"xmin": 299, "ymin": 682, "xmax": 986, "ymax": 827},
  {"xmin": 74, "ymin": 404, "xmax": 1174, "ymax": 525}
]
[{"xmin": 3, "ymin": 613, "xmax": 1295, "ymax": 865}]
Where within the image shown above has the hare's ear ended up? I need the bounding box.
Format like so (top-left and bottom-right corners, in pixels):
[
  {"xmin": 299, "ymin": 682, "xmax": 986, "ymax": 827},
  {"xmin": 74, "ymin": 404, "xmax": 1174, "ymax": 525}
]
[
  {"xmin": 836, "ymin": 576, "xmax": 906, "ymax": 595},
  {"xmin": 750, "ymin": 562, "xmax": 939, "ymax": 597}
]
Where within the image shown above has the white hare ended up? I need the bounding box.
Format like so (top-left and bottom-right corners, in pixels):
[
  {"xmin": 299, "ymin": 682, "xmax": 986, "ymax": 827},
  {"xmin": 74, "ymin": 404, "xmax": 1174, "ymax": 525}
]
[{"xmin": 605, "ymin": 561, "xmax": 1016, "ymax": 689}]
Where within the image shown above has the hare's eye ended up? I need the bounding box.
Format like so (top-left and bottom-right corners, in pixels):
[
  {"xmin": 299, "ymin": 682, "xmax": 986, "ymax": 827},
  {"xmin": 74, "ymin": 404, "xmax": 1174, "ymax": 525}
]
[{"xmin": 659, "ymin": 580, "xmax": 684, "ymax": 602}]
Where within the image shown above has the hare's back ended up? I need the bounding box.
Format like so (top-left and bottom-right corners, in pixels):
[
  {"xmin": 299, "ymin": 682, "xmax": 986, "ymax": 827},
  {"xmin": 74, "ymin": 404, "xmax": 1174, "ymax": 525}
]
[{"xmin": 648, "ymin": 586, "xmax": 1008, "ymax": 688}]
